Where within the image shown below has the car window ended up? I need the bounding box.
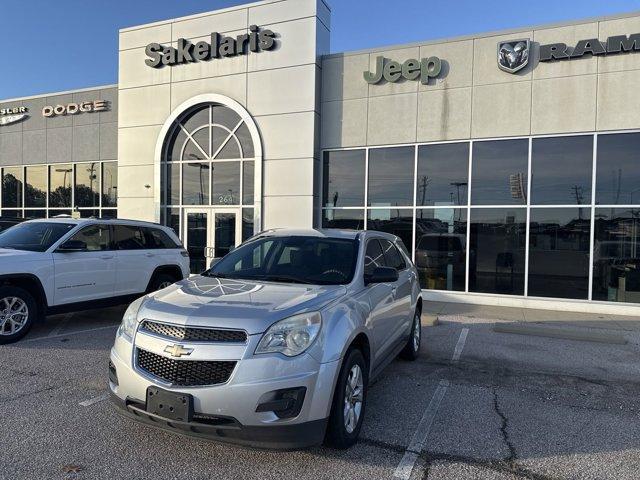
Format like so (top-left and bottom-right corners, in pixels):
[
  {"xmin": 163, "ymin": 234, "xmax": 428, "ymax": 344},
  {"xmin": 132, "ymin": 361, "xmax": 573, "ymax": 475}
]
[
  {"xmin": 113, "ymin": 225, "xmax": 146, "ymax": 250},
  {"xmin": 143, "ymin": 227, "xmax": 179, "ymax": 249},
  {"xmin": 380, "ymin": 239, "xmax": 406, "ymax": 270},
  {"xmin": 364, "ymin": 240, "xmax": 385, "ymax": 277},
  {"xmin": 0, "ymin": 222, "xmax": 75, "ymax": 252},
  {"xmin": 69, "ymin": 225, "xmax": 111, "ymax": 251}
]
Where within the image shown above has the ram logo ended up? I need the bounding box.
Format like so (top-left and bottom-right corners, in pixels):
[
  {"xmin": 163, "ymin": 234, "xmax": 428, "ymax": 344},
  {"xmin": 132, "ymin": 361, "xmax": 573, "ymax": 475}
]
[{"xmin": 497, "ymin": 39, "xmax": 530, "ymax": 74}]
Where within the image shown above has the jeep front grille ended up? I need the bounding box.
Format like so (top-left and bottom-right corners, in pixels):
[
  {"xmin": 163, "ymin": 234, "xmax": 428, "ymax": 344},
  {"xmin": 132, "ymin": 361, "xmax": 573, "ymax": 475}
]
[{"xmin": 135, "ymin": 348, "xmax": 236, "ymax": 387}]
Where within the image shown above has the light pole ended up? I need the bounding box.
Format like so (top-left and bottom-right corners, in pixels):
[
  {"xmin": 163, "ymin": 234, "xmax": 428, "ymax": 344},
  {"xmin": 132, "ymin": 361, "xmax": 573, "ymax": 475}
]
[{"xmin": 55, "ymin": 168, "xmax": 72, "ymax": 207}]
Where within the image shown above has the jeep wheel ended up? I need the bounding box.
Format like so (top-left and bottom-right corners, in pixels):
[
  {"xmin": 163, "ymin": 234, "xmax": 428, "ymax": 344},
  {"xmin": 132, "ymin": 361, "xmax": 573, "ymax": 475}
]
[
  {"xmin": 325, "ymin": 348, "xmax": 368, "ymax": 449},
  {"xmin": 400, "ymin": 308, "xmax": 422, "ymax": 361},
  {"xmin": 148, "ymin": 273, "xmax": 178, "ymax": 292},
  {"xmin": 0, "ymin": 286, "xmax": 37, "ymax": 344}
]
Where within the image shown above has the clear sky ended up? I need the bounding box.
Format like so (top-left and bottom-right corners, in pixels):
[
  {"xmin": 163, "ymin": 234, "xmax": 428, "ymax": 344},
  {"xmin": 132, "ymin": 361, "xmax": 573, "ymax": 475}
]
[{"xmin": 2, "ymin": 0, "xmax": 640, "ymax": 99}]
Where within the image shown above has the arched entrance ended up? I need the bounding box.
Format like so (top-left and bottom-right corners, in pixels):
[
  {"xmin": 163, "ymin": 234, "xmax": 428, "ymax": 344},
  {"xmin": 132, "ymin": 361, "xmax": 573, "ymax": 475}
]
[{"xmin": 155, "ymin": 95, "xmax": 262, "ymax": 273}]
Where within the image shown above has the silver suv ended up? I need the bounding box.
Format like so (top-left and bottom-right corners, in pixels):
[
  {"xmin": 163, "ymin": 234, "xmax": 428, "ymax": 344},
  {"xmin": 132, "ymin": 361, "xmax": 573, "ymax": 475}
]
[{"xmin": 109, "ymin": 229, "xmax": 422, "ymax": 449}]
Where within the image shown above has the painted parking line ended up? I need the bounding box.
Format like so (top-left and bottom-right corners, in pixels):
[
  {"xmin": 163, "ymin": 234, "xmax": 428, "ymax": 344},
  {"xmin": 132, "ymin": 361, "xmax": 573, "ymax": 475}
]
[
  {"xmin": 79, "ymin": 392, "xmax": 110, "ymax": 407},
  {"xmin": 22, "ymin": 325, "xmax": 118, "ymax": 343},
  {"xmin": 47, "ymin": 313, "xmax": 74, "ymax": 338},
  {"xmin": 393, "ymin": 327, "xmax": 470, "ymax": 479}
]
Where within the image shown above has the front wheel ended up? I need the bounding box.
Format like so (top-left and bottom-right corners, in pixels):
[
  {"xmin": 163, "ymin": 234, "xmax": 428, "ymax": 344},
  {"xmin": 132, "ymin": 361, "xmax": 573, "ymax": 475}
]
[
  {"xmin": 0, "ymin": 286, "xmax": 38, "ymax": 344},
  {"xmin": 400, "ymin": 308, "xmax": 422, "ymax": 361},
  {"xmin": 324, "ymin": 348, "xmax": 368, "ymax": 449},
  {"xmin": 147, "ymin": 273, "xmax": 178, "ymax": 293}
]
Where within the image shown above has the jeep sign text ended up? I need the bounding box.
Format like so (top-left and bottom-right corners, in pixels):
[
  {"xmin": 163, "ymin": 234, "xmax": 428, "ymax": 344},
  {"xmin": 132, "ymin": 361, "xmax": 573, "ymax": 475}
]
[
  {"xmin": 145, "ymin": 25, "xmax": 277, "ymax": 68},
  {"xmin": 364, "ymin": 56, "xmax": 442, "ymax": 85},
  {"xmin": 42, "ymin": 100, "xmax": 108, "ymax": 117}
]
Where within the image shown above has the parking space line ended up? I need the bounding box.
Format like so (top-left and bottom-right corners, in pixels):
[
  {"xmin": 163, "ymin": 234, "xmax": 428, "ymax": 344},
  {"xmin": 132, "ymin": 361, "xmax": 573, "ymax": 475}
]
[
  {"xmin": 393, "ymin": 328, "xmax": 470, "ymax": 479},
  {"xmin": 452, "ymin": 328, "xmax": 469, "ymax": 362},
  {"xmin": 79, "ymin": 392, "xmax": 110, "ymax": 407},
  {"xmin": 23, "ymin": 325, "xmax": 118, "ymax": 343},
  {"xmin": 47, "ymin": 313, "xmax": 74, "ymax": 338}
]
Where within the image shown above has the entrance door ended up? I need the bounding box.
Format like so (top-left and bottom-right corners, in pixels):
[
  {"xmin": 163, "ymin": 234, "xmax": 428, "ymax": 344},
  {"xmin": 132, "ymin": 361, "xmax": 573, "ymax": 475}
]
[{"xmin": 183, "ymin": 208, "xmax": 243, "ymax": 274}]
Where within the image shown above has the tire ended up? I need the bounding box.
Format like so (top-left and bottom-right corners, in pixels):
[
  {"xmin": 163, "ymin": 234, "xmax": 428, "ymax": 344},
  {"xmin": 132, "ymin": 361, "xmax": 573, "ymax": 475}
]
[
  {"xmin": 0, "ymin": 286, "xmax": 38, "ymax": 345},
  {"xmin": 325, "ymin": 348, "xmax": 368, "ymax": 449},
  {"xmin": 147, "ymin": 273, "xmax": 178, "ymax": 293},
  {"xmin": 400, "ymin": 308, "xmax": 422, "ymax": 361}
]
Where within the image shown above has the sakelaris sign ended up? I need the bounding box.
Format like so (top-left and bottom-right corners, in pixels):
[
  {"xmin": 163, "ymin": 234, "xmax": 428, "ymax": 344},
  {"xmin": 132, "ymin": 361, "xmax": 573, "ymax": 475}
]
[{"xmin": 145, "ymin": 25, "xmax": 277, "ymax": 68}]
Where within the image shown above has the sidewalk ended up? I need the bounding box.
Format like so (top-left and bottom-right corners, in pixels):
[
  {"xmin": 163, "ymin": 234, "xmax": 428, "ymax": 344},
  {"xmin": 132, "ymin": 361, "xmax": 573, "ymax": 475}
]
[{"xmin": 423, "ymin": 301, "xmax": 640, "ymax": 331}]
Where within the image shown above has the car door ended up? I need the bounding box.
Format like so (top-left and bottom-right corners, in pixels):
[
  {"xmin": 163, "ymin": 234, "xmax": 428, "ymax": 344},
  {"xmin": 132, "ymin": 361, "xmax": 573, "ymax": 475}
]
[
  {"xmin": 379, "ymin": 238, "xmax": 414, "ymax": 345},
  {"xmin": 112, "ymin": 224, "xmax": 156, "ymax": 295},
  {"xmin": 364, "ymin": 238, "xmax": 398, "ymax": 369},
  {"xmin": 52, "ymin": 224, "xmax": 116, "ymax": 305}
]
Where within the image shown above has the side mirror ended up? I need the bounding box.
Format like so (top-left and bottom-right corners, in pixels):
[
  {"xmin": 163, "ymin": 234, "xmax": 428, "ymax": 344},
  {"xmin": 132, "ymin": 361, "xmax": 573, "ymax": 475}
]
[
  {"xmin": 58, "ymin": 240, "xmax": 88, "ymax": 252},
  {"xmin": 365, "ymin": 266, "xmax": 399, "ymax": 285}
]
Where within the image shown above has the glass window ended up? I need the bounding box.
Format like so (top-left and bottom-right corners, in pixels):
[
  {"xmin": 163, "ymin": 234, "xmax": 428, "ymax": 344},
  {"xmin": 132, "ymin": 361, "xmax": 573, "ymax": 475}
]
[
  {"xmin": 242, "ymin": 208, "xmax": 254, "ymax": 242},
  {"xmin": 182, "ymin": 162, "xmax": 210, "ymax": 205},
  {"xmin": 101, "ymin": 209, "xmax": 117, "ymax": 219},
  {"xmin": 49, "ymin": 165, "xmax": 72, "ymax": 208},
  {"xmin": 596, "ymin": 133, "xmax": 640, "ymax": 205},
  {"xmin": 25, "ymin": 166, "xmax": 46, "ymax": 208},
  {"xmin": 79, "ymin": 209, "xmax": 100, "ymax": 218},
  {"xmin": 380, "ymin": 239, "xmax": 406, "ymax": 270},
  {"xmin": 368, "ymin": 147, "xmax": 414, "ymax": 207},
  {"xmin": 322, "ymin": 209, "xmax": 364, "ymax": 230},
  {"xmin": 322, "ymin": 150, "xmax": 366, "ymax": 207},
  {"xmin": 143, "ymin": 227, "xmax": 179, "ymax": 249},
  {"xmin": 367, "ymin": 209, "xmax": 413, "ymax": 254},
  {"xmin": 593, "ymin": 209, "xmax": 640, "ymax": 303},
  {"xmin": 113, "ymin": 225, "xmax": 146, "ymax": 250},
  {"xmin": 364, "ymin": 239, "xmax": 385, "ymax": 277},
  {"xmin": 531, "ymin": 136, "xmax": 593, "ymax": 205},
  {"xmin": 528, "ymin": 208, "xmax": 591, "ymax": 299},
  {"xmin": 24, "ymin": 210, "xmax": 46, "ymax": 219},
  {"xmin": 0, "ymin": 222, "xmax": 75, "ymax": 252},
  {"xmin": 167, "ymin": 208, "xmax": 181, "ymax": 239},
  {"xmin": 102, "ymin": 162, "xmax": 118, "ymax": 208},
  {"xmin": 243, "ymin": 161, "xmax": 254, "ymax": 205},
  {"xmin": 75, "ymin": 162, "xmax": 101, "ymax": 208},
  {"xmin": 212, "ymin": 162, "xmax": 240, "ymax": 206},
  {"xmin": 70, "ymin": 225, "xmax": 111, "ymax": 251},
  {"xmin": 417, "ymin": 143, "xmax": 469, "ymax": 206},
  {"xmin": 469, "ymin": 208, "xmax": 526, "ymax": 295},
  {"xmin": 2, "ymin": 167, "xmax": 23, "ymax": 208},
  {"xmin": 471, "ymin": 140, "xmax": 528, "ymax": 205},
  {"xmin": 415, "ymin": 209, "xmax": 467, "ymax": 291},
  {"xmin": 166, "ymin": 164, "xmax": 180, "ymax": 206},
  {"xmin": 1, "ymin": 209, "xmax": 21, "ymax": 218}
]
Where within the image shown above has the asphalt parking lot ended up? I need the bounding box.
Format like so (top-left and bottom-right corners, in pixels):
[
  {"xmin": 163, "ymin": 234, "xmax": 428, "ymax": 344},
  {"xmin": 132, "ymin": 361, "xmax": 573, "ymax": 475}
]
[{"xmin": 2, "ymin": 304, "xmax": 640, "ymax": 480}]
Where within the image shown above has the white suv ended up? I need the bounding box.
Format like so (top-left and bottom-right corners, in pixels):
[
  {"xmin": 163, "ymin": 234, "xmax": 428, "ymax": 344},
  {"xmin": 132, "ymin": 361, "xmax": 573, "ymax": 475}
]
[{"xmin": 0, "ymin": 218, "xmax": 190, "ymax": 344}]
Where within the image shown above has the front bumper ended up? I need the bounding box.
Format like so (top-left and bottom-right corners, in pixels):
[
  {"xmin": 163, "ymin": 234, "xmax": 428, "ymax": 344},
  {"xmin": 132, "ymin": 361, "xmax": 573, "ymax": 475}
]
[{"xmin": 109, "ymin": 335, "xmax": 340, "ymax": 449}]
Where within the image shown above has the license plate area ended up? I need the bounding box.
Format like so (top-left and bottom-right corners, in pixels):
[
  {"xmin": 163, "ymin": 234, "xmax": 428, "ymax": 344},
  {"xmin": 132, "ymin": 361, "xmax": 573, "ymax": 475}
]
[{"xmin": 146, "ymin": 387, "xmax": 193, "ymax": 422}]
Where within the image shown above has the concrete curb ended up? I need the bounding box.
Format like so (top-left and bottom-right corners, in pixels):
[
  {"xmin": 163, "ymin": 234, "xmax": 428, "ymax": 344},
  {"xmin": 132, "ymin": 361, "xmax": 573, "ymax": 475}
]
[{"xmin": 493, "ymin": 323, "xmax": 628, "ymax": 345}]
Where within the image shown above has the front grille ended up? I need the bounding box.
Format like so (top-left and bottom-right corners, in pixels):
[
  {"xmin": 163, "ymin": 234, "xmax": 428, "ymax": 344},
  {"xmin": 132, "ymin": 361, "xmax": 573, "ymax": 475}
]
[
  {"xmin": 140, "ymin": 320, "xmax": 247, "ymax": 343},
  {"xmin": 136, "ymin": 348, "xmax": 236, "ymax": 387}
]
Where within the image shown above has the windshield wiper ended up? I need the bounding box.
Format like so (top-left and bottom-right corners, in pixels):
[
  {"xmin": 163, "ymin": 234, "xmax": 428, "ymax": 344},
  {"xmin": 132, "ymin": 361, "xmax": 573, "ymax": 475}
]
[{"xmin": 258, "ymin": 275, "xmax": 315, "ymax": 285}]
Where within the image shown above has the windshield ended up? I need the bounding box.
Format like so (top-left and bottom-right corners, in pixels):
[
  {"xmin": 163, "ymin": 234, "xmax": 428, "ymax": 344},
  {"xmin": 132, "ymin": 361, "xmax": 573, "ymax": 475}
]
[
  {"xmin": 0, "ymin": 222, "xmax": 76, "ymax": 252},
  {"xmin": 206, "ymin": 235, "xmax": 359, "ymax": 285}
]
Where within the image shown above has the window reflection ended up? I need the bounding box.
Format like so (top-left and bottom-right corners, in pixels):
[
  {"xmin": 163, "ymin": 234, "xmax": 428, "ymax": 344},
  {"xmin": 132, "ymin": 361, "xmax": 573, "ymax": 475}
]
[
  {"xmin": 367, "ymin": 209, "xmax": 413, "ymax": 253},
  {"xmin": 593, "ymin": 209, "xmax": 640, "ymax": 303},
  {"xmin": 243, "ymin": 161, "xmax": 254, "ymax": 205},
  {"xmin": 49, "ymin": 165, "xmax": 72, "ymax": 208},
  {"xmin": 368, "ymin": 147, "xmax": 414, "ymax": 207},
  {"xmin": 75, "ymin": 162, "xmax": 100, "ymax": 208},
  {"xmin": 415, "ymin": 209, "xmax": 467, "ymax": 291},
  {"xmin": 102, "ymin": 162, "xmax": 118, "ymax": 208},
  {"xmin": 531, "ymin": 136, "xmax": 592, "ymax": 205},
  {"xmin": 469, "ymin": 208, "xmax": 526, "ymax": 294},
  {"xmin": 25, "ymin": 166, "xmax": 46, "ymax": 208},
  {"xmin": 182, "ymin": 162, "xmax": 210, "ymax": 205},
  {"xmin": 322, "ymin": 209, "xmax": 364, "ymax": 230},
  {"xmin": 417, "ymin": 143, "xmax": 469, "ymax": 206},
  {"xmin": 596, "ymin": 133, "xmax": 640, "ymax": 205},
  {"xmin": 212, "ymin": 162, "xmax": 240, "ymax": 206},
  {"xmin": 2, "ymin": 167, "xmax": 23, "ymax": 208},
  {"xmin": 528, "ymin": 208, "xmax": 591, "ymax": 299},
  {"xmin": 472, "ymin": 140, "xmax": 528, "ymax": 206},
  {"xmin": 322, "ymin": 150, "xmax": 365, "ymax": 207}
]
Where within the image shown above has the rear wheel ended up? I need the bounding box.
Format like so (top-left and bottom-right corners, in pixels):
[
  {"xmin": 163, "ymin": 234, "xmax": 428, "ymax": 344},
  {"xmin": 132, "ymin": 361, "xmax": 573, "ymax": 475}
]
[
  {"xmin": 0, "ymin": 286, "xmax": 38, "ymax": 344},
  {"xmin": 147, "ymin": 273, "xmax": 178, "ymax": 293},
  {"xmin": 325, "ymin": 348, "xmax": 368, "ymax": 449},
  {"xmin": 400, "ymin": 308, "xmax": 422, "ymax": 361}
]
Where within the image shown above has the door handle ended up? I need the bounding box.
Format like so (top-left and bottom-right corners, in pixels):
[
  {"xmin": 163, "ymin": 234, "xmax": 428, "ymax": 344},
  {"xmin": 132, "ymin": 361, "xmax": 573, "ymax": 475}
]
[
  {"xmin": 145, "ymin": 253, "xmax": 155, "ymax": 257},
  {"xmin": 100, "ymin": 255, "xmax": 114, "ymax": 260}
]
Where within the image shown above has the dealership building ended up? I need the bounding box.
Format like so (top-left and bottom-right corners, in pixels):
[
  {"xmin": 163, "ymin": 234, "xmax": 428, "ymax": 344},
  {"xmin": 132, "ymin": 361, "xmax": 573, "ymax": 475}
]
[{"xmin": 1, "ymin": 0, "xmax": 640, "ymax": 314}]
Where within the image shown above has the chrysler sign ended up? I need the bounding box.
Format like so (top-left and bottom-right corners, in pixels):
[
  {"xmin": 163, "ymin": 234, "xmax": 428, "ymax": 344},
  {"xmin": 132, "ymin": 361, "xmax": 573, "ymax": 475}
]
[
  {"xmin": 0, "ymin": 106, "xmax": 28, "ymax": 126},
  {"xmin": 145, "ymin": 25, "xmax": 277, "ymax": 68}
]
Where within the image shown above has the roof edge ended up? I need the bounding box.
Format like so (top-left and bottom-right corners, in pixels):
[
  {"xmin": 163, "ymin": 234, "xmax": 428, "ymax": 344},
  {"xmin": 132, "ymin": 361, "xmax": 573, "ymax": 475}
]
[{"xmin": 0, "ymin": 84, "xmax": 118, "ymax": 105}]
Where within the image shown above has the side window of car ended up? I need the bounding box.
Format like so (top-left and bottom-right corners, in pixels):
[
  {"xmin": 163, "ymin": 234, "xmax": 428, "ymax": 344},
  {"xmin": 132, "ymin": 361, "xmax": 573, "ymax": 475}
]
[
  {"xmin": 380, "ymin": 239, "xmax": 406, "ymax": 271},
  {"xmin": 113, "ymin": 225, "xmax": 147, "ymax": 250},
  {"xmin": 69, "ymin": 225, "xmax": 111, "ymax": 251},
  {"xmin": 364, "ymin": 240, "xmax": 386, "ymax": 277},
  {"xmin": 143, "ymin": 227, "xmax": 179, "ymax": 249}
]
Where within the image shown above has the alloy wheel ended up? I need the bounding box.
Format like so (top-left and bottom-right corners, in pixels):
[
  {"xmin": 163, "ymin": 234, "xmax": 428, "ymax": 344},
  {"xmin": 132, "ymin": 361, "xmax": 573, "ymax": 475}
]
[
  {"xmin": 343, "ymin": 364, "xmax": 364, "ymax": 434},
  {"xmin": 413, "ymin": 313, "xmax": 421, "ymax": 351},
  {"xmin": 158, "ymin": 281, "xmax": 173, "ymax": 290},
  {"xmin": 0, "ymin": 297, "xmax": 29, "ymax": 336}
]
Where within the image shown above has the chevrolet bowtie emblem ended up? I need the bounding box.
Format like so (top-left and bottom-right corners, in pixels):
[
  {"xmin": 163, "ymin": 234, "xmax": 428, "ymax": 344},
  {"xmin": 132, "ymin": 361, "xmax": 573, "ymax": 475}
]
[{"xmin": 164, "ymin": 344, "xmax": 194, "ymax": 358}]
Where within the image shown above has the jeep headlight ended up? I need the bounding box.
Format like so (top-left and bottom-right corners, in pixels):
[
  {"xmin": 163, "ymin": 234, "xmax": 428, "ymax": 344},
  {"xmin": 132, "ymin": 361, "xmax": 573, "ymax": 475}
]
[
  {"xmin": 117, "ymin": 296, "xmax": 146, "ymax": 342},
  {"xmin": 255, "ymin": 312, "xmax": 322, "ymax": 357}
]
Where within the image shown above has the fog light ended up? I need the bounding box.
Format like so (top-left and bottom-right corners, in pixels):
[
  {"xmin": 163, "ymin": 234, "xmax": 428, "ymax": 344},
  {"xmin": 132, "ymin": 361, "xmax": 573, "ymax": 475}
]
[
  {"xmin": 255, "ymin": 387, "xmax": 306, "ymax": 419},
  {"xmin": 109, "ymin": 361, "xmax": 119, "ymax": 386}
]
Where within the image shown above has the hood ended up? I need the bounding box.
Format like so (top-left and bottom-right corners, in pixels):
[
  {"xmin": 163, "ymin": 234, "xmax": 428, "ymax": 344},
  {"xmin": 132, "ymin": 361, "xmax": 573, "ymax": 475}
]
[
  {"xmin": 138, "ymin": 275, "xmax": 347, "ymax": 335},
  {"xmin": 0, "ymin": 249, "xmax": 47, "ymax": 268}
]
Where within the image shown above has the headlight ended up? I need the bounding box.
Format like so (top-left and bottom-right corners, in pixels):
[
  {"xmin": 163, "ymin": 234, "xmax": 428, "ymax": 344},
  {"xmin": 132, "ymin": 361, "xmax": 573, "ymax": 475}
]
[
  {"xmin": 255, "ymin": 312, "xmax": 322, "ymax": 357},
  {"xmin": 117, "ymin": 296, "xmax": 146, "ymax": 341}
]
